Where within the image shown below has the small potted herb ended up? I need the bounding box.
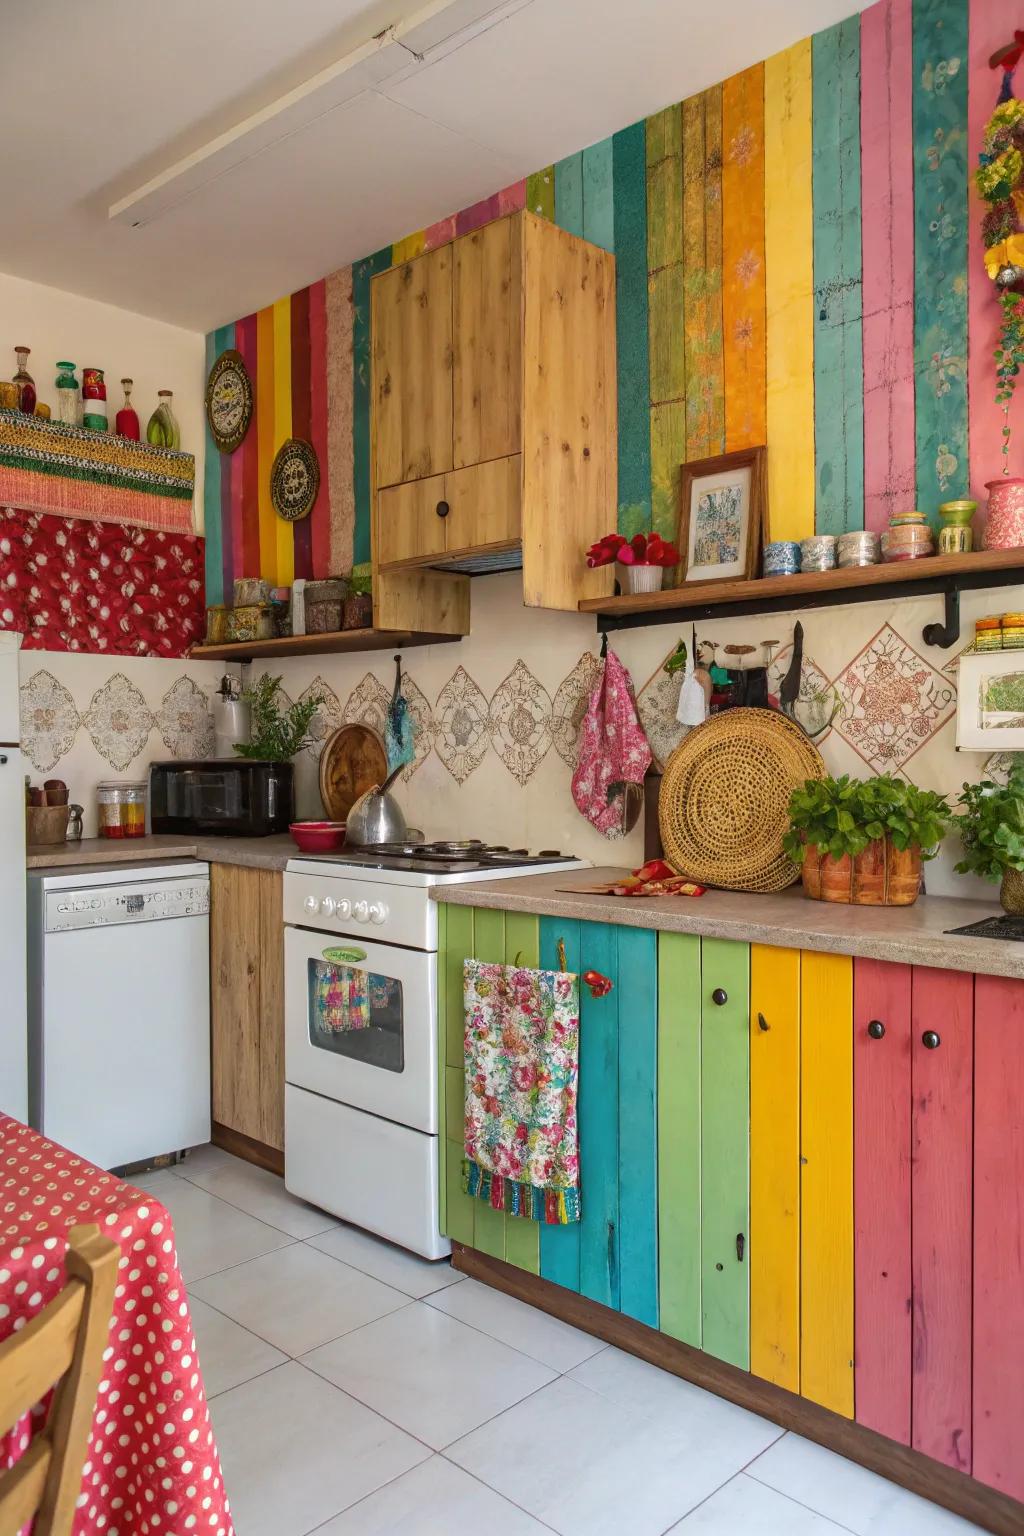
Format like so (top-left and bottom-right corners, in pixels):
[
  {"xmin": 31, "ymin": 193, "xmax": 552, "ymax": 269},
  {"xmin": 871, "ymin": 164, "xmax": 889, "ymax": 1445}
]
[
  {"xmin": 586, "ymin": 531, "xmax": 681, "ymax": 593},
  {"xmin": 783, "ymin": 773, "xmax": 952, "ymax": 906},
  {"xmin": 955, "ymin": 763, "xmax": 1024, "ymax": 913},
  {"xmin": 343, "ymin": 569, "xmax": 373, "ymax": 630},
  {"xmin": 234, "ymin": 673, "xmax": 323, "ymax": 761}
]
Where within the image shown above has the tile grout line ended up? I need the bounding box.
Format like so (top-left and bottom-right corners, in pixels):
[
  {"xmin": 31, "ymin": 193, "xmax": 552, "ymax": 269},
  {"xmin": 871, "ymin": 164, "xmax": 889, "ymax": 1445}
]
[
  {"xmin": 418, "ymin": 1286, "xmax": 609, "ymax": 1375},
  {"xmin": 189, "ymin": 1283, "xmax": 417, "ymax": 1359},
  {"xmin": 742, "ymin": 1465, "xmax": 863, "ymax": 1536}
]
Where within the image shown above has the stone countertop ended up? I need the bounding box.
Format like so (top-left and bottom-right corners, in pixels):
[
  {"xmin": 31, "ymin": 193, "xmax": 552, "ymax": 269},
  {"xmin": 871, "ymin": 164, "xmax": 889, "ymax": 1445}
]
[
  {"xmin": 26, "ymin": 833, "xmax": 296, "ymax": 873},
  {"xmin": 429, "ymin": 867, "xmax": 1024, "ymax": 980}
]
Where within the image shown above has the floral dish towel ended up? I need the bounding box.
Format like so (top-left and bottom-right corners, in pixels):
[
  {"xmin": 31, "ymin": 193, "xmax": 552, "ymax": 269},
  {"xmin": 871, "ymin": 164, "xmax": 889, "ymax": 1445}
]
[{"xmin": 463, "ymin": 958, "xmax": 581, "ymax": 1224}]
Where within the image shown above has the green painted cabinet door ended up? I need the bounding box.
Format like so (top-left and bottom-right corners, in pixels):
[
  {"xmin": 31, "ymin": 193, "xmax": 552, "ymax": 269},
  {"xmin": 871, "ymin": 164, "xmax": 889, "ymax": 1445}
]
[
  {"xmin": 658, "ymin": 932, "xmax": 702, "ymax": 1346},
  {"xmin": 700, "ymin": 937, "xmax": 750, "ymax": 1370}
]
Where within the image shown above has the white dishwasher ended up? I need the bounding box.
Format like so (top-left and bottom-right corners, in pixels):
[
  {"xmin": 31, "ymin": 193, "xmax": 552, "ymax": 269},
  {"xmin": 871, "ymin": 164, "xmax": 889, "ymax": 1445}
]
[{"xmin": 27, "ymin": 861, "xmax": 211, "ymax": 1171}]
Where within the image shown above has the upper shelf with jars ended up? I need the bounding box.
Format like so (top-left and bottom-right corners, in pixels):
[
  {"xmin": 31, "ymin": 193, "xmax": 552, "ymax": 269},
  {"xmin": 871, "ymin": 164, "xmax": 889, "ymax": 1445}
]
[{"xmin": 369, "ymin": 211, "xmax": 618, "ymax": 638}]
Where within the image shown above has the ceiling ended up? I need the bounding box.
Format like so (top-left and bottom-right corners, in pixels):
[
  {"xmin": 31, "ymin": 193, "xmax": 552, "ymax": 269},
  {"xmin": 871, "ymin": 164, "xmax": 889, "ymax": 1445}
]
[{"xmin": 0, "ymin": 0, "xmax": 870, "ymax": 333}]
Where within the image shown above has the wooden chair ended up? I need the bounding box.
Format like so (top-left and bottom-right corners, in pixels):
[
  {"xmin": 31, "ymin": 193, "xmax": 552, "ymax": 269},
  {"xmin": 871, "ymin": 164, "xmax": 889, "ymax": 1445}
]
[{"xmin": 0, "ymin": 1223, "xmax": 119, "ymax": 1536}]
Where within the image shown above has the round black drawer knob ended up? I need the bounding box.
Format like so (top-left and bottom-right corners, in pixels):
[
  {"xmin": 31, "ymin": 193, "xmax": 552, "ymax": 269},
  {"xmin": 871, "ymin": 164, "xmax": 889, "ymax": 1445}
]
[
  {"xmin": 867, "ymin": 1020, "xmax": 885, "ymax": 1040},
  {"xmin": 711, "ymin": 988, "xmax": 728, "ymax": 1006},
  {"xmin": 436, "ymin": 499, "xmax": 450, "ymax": 518},
  {"xmin": 922, "ymin": 1030, "xmax": 941, "ymax": 1050}
]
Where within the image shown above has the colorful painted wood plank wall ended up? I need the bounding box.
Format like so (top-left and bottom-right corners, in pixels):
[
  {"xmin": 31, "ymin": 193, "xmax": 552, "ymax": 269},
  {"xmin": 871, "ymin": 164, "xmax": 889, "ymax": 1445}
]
[{"xmin": 205, "ymin": 0, "xmax": 1005, "ymax": 594}]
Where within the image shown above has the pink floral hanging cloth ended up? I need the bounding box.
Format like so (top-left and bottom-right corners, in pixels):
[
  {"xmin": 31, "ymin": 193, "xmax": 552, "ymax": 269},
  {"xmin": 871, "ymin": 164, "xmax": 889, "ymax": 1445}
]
[{"xmin": 571, "ymin": 646, "xmax": 652, "ymax": 837}]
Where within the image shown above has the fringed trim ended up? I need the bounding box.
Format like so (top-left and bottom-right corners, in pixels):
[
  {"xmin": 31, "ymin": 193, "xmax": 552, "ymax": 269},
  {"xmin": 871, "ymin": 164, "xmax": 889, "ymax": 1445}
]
[
  {"xmin": 3, "ymin": 469, "xmax": 194, "ymax": 535},
  {"xmin": 463, "ymin": 1158, "xmax": 580, "ymax": 1224}
]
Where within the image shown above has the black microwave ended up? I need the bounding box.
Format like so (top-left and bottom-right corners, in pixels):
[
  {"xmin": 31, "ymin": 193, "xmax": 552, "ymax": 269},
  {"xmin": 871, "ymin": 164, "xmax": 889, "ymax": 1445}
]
[{"xmin": 150, "ymin": 760, "xmax": 294, "ymax": 836}]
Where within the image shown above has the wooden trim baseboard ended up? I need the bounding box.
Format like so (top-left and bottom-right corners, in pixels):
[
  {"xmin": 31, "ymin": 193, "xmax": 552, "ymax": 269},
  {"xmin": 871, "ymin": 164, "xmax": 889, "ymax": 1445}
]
[
  {"xmin": 452, "ymin": 1244, "xmax": 1023, "ymax": 1536},
  {"xmin": 210, "ymin": 1121, "xmax": 284, "ymax": 1176}
]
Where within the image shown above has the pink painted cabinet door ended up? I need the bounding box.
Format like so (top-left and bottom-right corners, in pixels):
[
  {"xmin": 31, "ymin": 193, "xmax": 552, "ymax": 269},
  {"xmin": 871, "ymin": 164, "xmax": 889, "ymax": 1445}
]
[
  {"xmin": 973, "ymin": 974, "xmax": 1024, "ymax": 1502},
  {"xmin": 853, "ymin": 957, "xmax": 911, "ymax": 1444},
  {"xmin": 910, "ymin": 967, "xmax": 973, "ymax": 1475}
]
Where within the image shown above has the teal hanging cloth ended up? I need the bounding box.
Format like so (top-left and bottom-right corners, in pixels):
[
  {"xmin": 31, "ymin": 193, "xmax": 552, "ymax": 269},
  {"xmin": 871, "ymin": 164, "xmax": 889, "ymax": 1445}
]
[{"xmin": 385, "ymin": 653, "xmax": 416, "ymax": 772}]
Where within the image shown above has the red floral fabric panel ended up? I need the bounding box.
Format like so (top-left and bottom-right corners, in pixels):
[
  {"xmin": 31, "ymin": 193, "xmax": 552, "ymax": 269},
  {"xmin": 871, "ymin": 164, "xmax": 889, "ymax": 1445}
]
[{"xmin": 0, "ymin": 506, "xmax": 204, "ymax": 657}]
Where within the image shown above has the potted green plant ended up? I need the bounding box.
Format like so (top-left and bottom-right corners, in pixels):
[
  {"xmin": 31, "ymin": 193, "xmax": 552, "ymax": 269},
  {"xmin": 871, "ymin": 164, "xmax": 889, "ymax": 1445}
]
[
  {"xmin": 343, "ymin": 569, "xmax": 373, "ymax": 630},
  {"xmin": 783, "ymin": 773, "xmax": 952, "ymax": 906},
  {"xmin": 955, "ymin": 763, "xmax": 1024, "ymax": 913},
  {"xmin": 233, "ymin": 673, "xmax": 322, "ymax": 761}
]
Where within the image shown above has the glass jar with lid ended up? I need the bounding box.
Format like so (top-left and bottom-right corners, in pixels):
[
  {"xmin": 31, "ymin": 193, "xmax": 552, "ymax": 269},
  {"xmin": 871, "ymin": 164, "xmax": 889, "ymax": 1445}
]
[
  {"xmin": 55, "ymin": 361, "xmax": 82, "ymax": 426},
  {"xmin": 96, "ymin": 780, "xmax": 148, "ymax": 839}
]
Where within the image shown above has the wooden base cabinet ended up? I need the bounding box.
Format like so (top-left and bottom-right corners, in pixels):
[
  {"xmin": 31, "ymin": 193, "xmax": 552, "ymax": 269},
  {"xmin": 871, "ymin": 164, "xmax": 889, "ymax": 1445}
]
[
  {"xmin": 435, "ymin": 906, "xmax": 1024, "ymax": 1533},
  {"xmin": 210, "ymin": 864, "xmax": 284, "ymax": 1160}
]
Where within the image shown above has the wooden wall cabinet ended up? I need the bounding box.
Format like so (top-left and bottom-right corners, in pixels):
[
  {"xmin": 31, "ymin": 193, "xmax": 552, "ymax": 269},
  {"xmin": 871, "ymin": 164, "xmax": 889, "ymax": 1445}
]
[
  {"xmin": 371, "ymin": 211, "xmax": 617, "ymax": 633},
  {"xmin": 210, "ymin": 864, "xmax": 284, "ymax": 1162}
]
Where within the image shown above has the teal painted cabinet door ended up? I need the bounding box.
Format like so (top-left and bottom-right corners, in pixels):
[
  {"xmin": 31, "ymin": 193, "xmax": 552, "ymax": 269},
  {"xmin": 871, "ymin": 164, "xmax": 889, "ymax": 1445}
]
[{"xmin": 701, "ymin": 937, "xmax": 750, "ymax": 1369}]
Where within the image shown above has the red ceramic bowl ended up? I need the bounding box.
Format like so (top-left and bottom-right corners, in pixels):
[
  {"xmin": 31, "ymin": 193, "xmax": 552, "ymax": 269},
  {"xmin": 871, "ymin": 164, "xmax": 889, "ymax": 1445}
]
[{"xmin": 290, "ymin": 821, "xmax": 346, "ymax": 853}]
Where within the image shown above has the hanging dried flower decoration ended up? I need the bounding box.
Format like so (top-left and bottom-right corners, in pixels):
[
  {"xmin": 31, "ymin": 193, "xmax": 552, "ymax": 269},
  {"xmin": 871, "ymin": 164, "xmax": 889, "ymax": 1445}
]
[{"xmin": 976, "ymin": 40, "xmax": 1024, "ymax": 474}]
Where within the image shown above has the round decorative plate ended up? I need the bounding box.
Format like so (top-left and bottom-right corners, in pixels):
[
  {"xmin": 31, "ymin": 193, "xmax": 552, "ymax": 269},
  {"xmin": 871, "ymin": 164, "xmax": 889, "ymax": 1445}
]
[
  {"xmin": 319, "ymin": 723, "xmax": 388, "ymax": 821},
  {"xmin": 659, "ymin": 708, "xmax": 825, "ymax": 893},
  {"xmin": 205, "ymin": 349, "xmax": 253, "ymax": 453},
  {"xmin": 271, "ymin": 437, "xmax": 320, "ymax": 522}
]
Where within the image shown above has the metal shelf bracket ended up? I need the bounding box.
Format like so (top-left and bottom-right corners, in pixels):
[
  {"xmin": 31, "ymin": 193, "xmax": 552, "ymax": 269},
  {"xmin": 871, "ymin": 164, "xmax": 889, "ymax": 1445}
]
[{"xmin": 921, "ymin": 583, "xmax": 961, "ymax": 650}]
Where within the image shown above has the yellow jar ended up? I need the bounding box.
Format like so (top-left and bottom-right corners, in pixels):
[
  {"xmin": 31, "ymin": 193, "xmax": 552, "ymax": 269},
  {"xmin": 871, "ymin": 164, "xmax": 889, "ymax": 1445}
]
[{"xmin": 0, "ymin": 381, "xmax": 17, "ymax": 410}]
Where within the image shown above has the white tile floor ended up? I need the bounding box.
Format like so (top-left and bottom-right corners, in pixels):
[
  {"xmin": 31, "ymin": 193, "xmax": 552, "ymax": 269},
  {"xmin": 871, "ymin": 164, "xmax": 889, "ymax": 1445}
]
[{"xmin": 144, "ymin": 1147, "xmax": 989, "ymax": 1536}]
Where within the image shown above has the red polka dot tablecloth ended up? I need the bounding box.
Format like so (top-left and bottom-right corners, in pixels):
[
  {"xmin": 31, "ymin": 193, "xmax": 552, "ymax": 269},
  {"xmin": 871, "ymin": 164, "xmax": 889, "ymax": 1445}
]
[{"xmin": 0, "ymin": 1115, "xmax": 233, "ymax": 1536}]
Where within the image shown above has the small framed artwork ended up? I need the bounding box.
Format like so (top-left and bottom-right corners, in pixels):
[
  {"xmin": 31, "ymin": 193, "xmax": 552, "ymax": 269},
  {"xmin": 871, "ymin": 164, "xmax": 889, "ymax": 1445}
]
[
  {"xmin": 956, "ymin": 650, "xmax": 1024, "ymax": 751},
  {"xmin": 677, "ymin": 446, "xmax": 767, "ymax": 584}
]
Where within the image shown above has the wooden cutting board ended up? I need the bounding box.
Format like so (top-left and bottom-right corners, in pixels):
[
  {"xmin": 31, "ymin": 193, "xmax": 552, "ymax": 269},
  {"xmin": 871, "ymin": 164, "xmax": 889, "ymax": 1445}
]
[{"xmin": 318, "ymin": 723, "xmax": 388, "ymax": 821}]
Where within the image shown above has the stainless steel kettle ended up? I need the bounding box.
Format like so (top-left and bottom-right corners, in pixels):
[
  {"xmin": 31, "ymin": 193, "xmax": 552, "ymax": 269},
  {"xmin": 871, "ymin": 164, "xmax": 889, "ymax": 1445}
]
[{"xmin": 345, "ymin": 761, "xmax": 407, "ymax": 846}]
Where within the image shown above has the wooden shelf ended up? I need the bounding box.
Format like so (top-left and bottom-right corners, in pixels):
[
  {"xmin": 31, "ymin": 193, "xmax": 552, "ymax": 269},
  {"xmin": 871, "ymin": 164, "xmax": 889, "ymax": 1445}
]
[
  {"xmin": 580, "ymin": 549, "xmax": 1024, "ymax": 641},
  {"xmin": 190, "ymin": 628, "xmax": 461, "ymax": 662}
]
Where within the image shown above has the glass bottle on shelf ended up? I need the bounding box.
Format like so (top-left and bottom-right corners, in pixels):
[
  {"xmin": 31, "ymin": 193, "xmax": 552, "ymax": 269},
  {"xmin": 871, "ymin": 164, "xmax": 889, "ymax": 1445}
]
[
  {"xmin": 13, "ymin": 346, "xmax": 36, "ymax": 414},
  {"xmin": 55, "ymin": 361, "xmax": 82, "ymax": 426},
  {"xmin": 115, "ymin": 377, "xmax": 140, "ymax": 440},
  {"xmin": 146, "ymin": 388, "xmax": 180, "ymax": 449}
]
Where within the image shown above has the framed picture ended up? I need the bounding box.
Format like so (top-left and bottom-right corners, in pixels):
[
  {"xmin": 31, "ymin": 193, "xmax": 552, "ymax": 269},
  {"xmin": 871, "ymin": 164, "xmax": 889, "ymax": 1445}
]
[
  {"xmin": 677, "ymin": 447, "xmax": 767, "ymax": 585},
  {"xmin": 956, "ymin": 650, "xmax": 1024, "ymax": 751}
]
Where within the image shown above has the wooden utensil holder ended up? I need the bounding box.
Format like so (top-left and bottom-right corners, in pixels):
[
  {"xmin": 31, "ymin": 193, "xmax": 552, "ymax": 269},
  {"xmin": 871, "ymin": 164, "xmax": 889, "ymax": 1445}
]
[{"xmin": 27, "ymin": 804, "xmax": 71, "ymax": 846}]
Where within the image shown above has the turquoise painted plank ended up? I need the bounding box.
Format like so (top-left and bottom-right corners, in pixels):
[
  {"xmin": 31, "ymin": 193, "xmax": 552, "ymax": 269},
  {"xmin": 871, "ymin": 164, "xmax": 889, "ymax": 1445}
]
[
  {"xmin": 352, "ymin": 244, "xmax": 392, "ymax": 566},
  {"xmin": 612, "ymin": 122, "xmax": 651, "ymax": 540},
  {"xmin": 554, "ymin": 152, "xmax": 584, "ymax": 237},
  {"xmin": 578, "ymin": 921, "xmax": 620, "ymax": 1311},
  {"xmin": 700, "ymin": 938, "xmax": 750, "ymax": 1370},
  {"xmin": 583, "ymin": 138, "xmax": 615, "ymax": 252},
  {"xmin": 912, "ymin": 0, "xmax": 969, "ymax": 519},
  {"xmin": 812, "ymin": 17, "xmax": 864, "ymax": 536},
  {"xmin": 617, "ymin": 927, "xmax": 659, "ymax": 1329},
  {"xmin": 658, "ymin": 933, "xmax": 702, "ymax": 1346},
  {"xmin": 203, "ymin": 330, "xmax": 223, "ymax": 605},
  {"xmin": 539, "ymin": 918, "xmax": 582, "ymax": 1291}
]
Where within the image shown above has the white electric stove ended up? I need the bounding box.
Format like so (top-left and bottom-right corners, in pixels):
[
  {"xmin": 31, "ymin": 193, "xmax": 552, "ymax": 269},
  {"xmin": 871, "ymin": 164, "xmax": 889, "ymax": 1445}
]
[{"xmin": 283, "ymin": 842, "xmax": 587, "ymax": 1258}]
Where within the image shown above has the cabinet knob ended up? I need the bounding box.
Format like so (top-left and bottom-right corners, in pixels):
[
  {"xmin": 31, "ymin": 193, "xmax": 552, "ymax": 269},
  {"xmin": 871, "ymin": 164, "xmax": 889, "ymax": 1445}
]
[
  {"xmin": 711, "ymin": 988, "xmax": 727, "ymax": 1007},
  {"xmin": 867, "ymin": 1020, "xmax": 885, "ymax": 1040},
  {"xmin": 922, "ymin": 1030, "xmax": 941, "ymax": 1050},
  {"xmin": 436, "ymin": 499, "xmax": 450, "ymax": 518}
]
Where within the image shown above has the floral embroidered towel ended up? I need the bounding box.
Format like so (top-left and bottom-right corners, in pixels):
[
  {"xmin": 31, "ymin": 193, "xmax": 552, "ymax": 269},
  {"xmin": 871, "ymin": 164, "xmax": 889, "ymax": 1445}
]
[
  {"xmin": 463, "ymin": 958, "xmax": 581, "ymax": 1224},
  {"xmin": 571, "ymin": 647, "xmax": 652, "ymax": 837}
]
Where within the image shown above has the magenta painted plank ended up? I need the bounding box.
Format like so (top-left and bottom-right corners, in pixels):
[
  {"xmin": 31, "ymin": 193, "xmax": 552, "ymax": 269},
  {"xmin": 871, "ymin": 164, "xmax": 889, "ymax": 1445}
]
[
  {"xmin": 911, "ymin": 966, "xmax": 973, "ymax": 1474},
  {"xmin": 968, "ymin": 0, "xmax": 1013, "ymax": 521},
  {"xmin": 497, "ymin": 179, "xmax": 526, "ymax": 215},
  {"xmin": 860, "ymin": 0, "xmax": 915, "ymax": 533},
  {"xmin": 424, "ymin": 214, "xmax": 457, "ymax": 251},
  {"xmin": 853, "ymin": 956, "xmax": 912, "ymax": 1444},
  {"xmin": 456, "ymin": 192, "xmax": 502, "ymax": 236},
  {"xmin": 972, "ymin": 975, "xmax": 1024, "ymax": 1502}
]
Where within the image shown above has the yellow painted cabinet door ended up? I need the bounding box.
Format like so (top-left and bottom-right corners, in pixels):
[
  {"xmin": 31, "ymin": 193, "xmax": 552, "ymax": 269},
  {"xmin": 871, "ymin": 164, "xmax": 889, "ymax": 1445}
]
[
  {"xmin": 377, "ymin": 473, "xmax": 449, "ymax": 567},
  {"xmin": 373, "ymin": 245, "xmax": 454, "ymax": 489},
  {"xmin": 442, "ymin": 457, "xmax": 522, "ymax": 556},
  {"xmin": 453, "ymin": 216, "xmax": 522, "ymax": 469}
]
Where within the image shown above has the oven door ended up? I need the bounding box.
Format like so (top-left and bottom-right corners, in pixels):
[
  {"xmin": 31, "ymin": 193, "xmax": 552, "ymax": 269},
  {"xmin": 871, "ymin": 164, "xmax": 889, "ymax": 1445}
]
[{"xmin": 285, "ymin": 924, "xmax": 437, "ymax": 1134}]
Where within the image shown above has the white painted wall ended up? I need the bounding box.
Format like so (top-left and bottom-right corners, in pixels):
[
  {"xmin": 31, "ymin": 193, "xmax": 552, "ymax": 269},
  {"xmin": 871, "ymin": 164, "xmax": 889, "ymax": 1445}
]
[{"xmin": 0, "ymin": 270, "xmax": 206, "ymax": 529}]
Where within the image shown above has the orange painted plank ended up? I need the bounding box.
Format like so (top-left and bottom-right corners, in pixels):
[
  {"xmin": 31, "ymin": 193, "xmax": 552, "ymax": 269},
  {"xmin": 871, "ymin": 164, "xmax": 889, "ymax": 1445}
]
[{"xmin": 722, "ymin": 63, "xmax": 766, "ymax": 454}]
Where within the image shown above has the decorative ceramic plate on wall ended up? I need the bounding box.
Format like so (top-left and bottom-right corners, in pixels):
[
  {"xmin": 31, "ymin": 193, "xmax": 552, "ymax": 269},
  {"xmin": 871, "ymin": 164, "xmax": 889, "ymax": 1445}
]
[
  {"xmin": 205, "ymin": 349, "xmax": 253, "ymax": 453},
  {"xmin": 271, "ymin": 437, "xmax": 320, "ymax": 522}
]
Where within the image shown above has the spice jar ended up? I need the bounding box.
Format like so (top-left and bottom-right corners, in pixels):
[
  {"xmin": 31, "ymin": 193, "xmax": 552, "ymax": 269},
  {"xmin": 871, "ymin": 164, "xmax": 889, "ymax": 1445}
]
[
  {"xmin": 96, "ymin": 780, "xmax": 147, "ymax": 839},
  {"xmin": 975, "ymin": 616, "xmax": 1004, "ymax": 651},
  {"xmin": 55, "ymin": 361, "xmax": 82, "ymax": 426},
  {"xmin": 937, "ymin": 499, "xmax": 977, "ymax": 555}
]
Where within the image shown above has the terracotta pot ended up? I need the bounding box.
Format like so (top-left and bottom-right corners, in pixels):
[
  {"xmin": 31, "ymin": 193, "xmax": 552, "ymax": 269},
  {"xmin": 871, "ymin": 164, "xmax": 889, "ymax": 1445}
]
[
  {"xmin": 800, "ymin": 836, "xmax": 922, "ymax": 906},
  {"xmin": 1000, "ymin": 866, "xmax": 1024, "ymax": 915}
]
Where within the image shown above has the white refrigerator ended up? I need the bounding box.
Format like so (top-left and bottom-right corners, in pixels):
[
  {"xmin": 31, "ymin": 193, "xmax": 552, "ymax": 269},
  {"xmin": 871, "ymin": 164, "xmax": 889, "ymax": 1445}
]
[{"xmin": 0, "ymin": 632, "xmax": 27, "ymax": 1121}]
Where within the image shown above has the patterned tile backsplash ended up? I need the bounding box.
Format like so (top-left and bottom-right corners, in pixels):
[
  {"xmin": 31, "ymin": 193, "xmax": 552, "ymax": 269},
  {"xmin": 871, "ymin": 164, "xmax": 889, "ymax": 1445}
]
[{"xmin": 18, "ymin": 572, "xmax": 1024, "ymax": 878}]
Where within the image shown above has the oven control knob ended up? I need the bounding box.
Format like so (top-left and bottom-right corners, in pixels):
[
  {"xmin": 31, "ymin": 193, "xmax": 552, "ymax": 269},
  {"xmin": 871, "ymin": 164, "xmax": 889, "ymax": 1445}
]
[
  {"xmin": 353, "ymin": 900, "xmax": 370, "ymax": 923},
  {"xmin": 337, "ymin": 899, "xmax": 352, "ymax": 920},
  {"xmin": 321, "ymin": 897, "xmax": 337, "ymax": 917},
  {"xmin": 368, "ymin": 902, "xmax": 387, "ymax": 924},
  {"xmin": 303, "ymin": 896, "xmax": 320, "ymax": 915}
]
